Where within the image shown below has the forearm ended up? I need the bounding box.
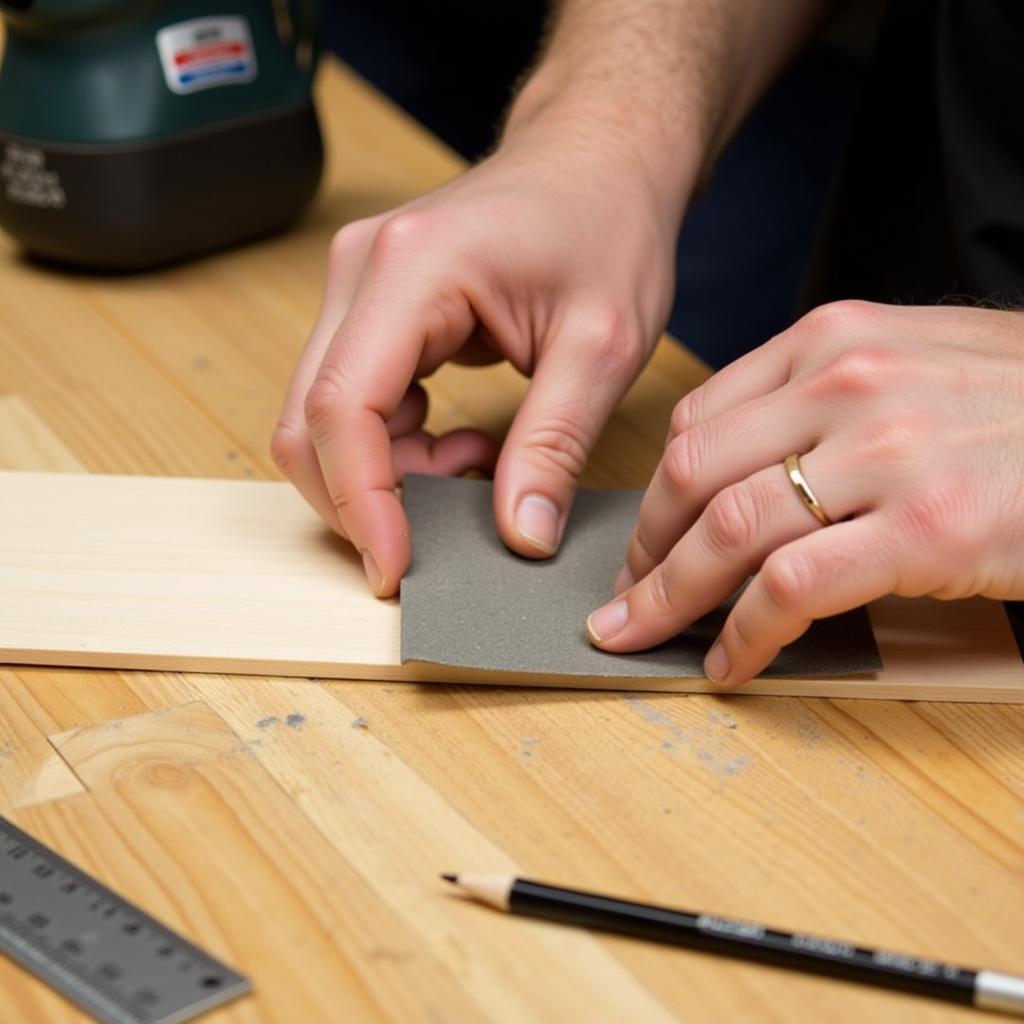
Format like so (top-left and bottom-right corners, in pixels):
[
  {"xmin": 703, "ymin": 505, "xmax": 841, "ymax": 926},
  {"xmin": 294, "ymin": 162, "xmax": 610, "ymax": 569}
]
[{"xmin": 504, "ymin": 0, "xmax": 836, "ymax": 225}]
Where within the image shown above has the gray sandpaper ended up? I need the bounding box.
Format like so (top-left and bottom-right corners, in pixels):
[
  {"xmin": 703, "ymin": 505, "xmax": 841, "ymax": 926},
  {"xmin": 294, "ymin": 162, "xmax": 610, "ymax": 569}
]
[{"xmin": 400, "ymin": 474, "xmax": 882, "ymax": 679}]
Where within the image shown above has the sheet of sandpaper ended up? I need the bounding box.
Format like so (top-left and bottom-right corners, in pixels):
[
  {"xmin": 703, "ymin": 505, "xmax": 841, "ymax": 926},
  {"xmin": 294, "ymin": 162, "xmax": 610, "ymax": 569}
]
[{"xmin": 400, "ymin": 474, "xmax": 882, "ymax": 679}]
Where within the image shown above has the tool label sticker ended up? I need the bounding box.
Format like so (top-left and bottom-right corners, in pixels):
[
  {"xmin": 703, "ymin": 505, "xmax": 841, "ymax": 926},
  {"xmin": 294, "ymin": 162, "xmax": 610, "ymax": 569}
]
[
  {"xmin": 1, "ymin": 143, "xmax": 66, "ymax": 210},
  {"xmin": 156, "ymin": 16, "xmax": 257, "ymax": 95}
]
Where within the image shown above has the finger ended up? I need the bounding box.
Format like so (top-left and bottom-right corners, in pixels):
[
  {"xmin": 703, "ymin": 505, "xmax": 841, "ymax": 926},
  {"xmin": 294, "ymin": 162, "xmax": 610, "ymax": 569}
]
[
  {"xmin": 450, "ymin": 326, "xmax": 504, "ymax": 367},
  {"xmin": 392, "ymin": 428, "xmax": 500, "ymax": 479},
  {"xmin": 306, "ymin": 269, "xmax": 477, "ymax": 595},
  {"xmin": 587, "ymin": 447, "xmax": 861, "ymax": 652},
  {"xmin": 620, "ymin": 380, "xmax": 823, "ymax": 593},
  {"xmin": 275, "ymin": 348, "xmax": 429, "ymax": 543},
  {"xmin": 270, "ymin": 223, "xmax": 379, "ymax": 535},
  {"xmin": 270, "ymin": 424, "xmax": 349, "ymax": 539},
  {"xmin": 386, "ymin": 384, "xmax": 429, "ymax": 438},
  {"xmin": 703, "ymin": 514, "xmax": 895, "ymax": 687},
  {"xmin": 493, "ymin": 321, "xmax": 644, "ymax": 558},
  {"xmin": 661, "ymin": 299, "xmax": 901, "ymax": 448},
  {"xmin": 664, "ymin": 330, "xmax": 798, "ymax": 445},
  {"xmin": 610, "ymin": 328, "xmax": 800, "ymax": 592},
  {"xmin": 272, "ymin": 365, "xmax": 350, "ymax": 543}
]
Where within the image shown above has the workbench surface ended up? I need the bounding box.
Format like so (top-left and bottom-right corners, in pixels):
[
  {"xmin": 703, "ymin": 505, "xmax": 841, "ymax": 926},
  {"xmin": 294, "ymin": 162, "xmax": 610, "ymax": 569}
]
[{"xmin": 1, "ymin": 59, "xmax": 1022, "ymax": 1023}]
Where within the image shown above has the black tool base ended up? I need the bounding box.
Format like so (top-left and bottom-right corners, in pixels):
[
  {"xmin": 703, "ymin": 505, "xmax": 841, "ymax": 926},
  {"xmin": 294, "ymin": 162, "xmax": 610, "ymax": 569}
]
[{"xmin": 0, "ymin": 100, "xmax": 323, "ymax": 272}]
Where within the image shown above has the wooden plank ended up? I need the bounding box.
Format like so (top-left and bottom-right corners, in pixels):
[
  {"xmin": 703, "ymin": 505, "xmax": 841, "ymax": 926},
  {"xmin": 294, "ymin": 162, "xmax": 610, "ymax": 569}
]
[
  {"xmin": 1, "ymin": 469, "xmax": 1021, "ymax": 701},
  {"xmin": 184, "ymin": 675, "xmax": 678, "ymax": 1022},
  {"xmin": 39, "ymin": 701, "xmax": 488, "ymax": 1023},
  {"xmin": 0, "ymin": 669, "xmax": 84, "ymax": 811},
  {"xmin": 0, "ymin": 396, "xmax": 85, "ymax": 473},
  {"xmin": 0, "ymin": 400, "xmax": 202, "ymax": 730},
  {"xmin": 0, "ymin": 270, "xmax": 267, "ymax": 481},
  {"xmin": 317, "ymin": 681, "xmax": 1022, "ymax": 1022}
]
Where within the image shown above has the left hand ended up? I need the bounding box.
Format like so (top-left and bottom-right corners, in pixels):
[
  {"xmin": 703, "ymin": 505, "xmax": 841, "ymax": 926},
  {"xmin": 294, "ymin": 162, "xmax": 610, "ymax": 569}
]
[{"xmin": 586, "ymin": 300, "xmax": 1024, "ymax": 686}]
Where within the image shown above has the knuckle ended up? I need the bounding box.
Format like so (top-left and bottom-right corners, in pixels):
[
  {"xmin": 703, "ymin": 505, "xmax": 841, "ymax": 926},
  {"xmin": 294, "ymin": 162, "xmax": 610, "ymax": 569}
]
[
  {"xmin": 370, "ymin": 211, "xmax": 435, "ymax": 266},
  {"xmin": 662, "ymin": 433, "xmax": 702, "ymax": 496},
  {"xmin": 858, "ymin": 412, "xmax": 930, "ymax": 464},
  {"xmin": 325, "ymin": 485, "xmax": 353, "ymax": 518},
  {"xmin": 269, "ymin": 419, "xmax": 302, "ymax": 475},
  {"xmin": 570, "ymin": 303, "xmax": 645, "ymax": 377},
  {"xmin": 669, "ymin": 392, "xmax": 702, "ymax": 438},
  {"xmin": 647, "ymin": 564, "xmax": 678, "ymax": 616},
  {"xmin": 520, "ymin": 412, "xmax": 592, "ymax": 483},
  {"xmin": 303, "ymin": 365, "xmax": 348, "ymax": 436},
  {"xmin": 328, "ymin": 220, "xmax": 371, "ymax": 272},
  {"xmin": 726, "ymin": 606, "xmax": 757, "ymax": 653},
  {"xmin": 630, "ymin": 520, "xmax": 660, "ymax": 569},
  {"xmin": 799, "ymin": 299, "xmax": 880, "ymax": 342},
  {"xmin": 896, "ymin": 479, "xmax": 980, "ymax": 554},
  {"xmin": 759, "ymin": 551, "xmax": 812, "ymax": 611},
  {"xmin": 810, "ymin": 345, "xmax": 897, "ymax": 398},
  {"xmin": 703, "ymin": 483, "xmax": 762, "ymax": 555}
]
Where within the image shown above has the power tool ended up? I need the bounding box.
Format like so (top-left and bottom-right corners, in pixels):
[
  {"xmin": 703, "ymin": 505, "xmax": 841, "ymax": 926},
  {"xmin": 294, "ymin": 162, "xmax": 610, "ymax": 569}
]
[{"xmin": 0, "ymin": 0, "xmax": 323, "ymax": 269}]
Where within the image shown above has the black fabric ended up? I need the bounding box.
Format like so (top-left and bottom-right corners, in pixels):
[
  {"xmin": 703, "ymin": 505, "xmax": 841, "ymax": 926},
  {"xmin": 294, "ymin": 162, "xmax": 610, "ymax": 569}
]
[
  {"xmin": 807, "ymin": 0, "xmax": 1024, "ymax": 307},
  {"xmin": 326, "ymin": 0, "xmax": 547, "ymax": 161}
]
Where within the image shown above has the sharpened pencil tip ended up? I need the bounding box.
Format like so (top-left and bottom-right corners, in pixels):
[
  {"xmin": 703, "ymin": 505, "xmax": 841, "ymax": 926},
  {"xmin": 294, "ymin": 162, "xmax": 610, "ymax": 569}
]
[{"xmin": 441, "ymin": 873, "xmax": 457, "ymax": 884}]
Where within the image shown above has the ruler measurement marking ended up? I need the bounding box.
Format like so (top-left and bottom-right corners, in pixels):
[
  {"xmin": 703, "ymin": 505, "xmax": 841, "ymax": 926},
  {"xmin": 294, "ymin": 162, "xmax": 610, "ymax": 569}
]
[
  {"xmin": 0, "ymin": 817, "xmax": 251, "ymax": 1024},
  {"xmin": 0, "ymin": 913, "xmax": 142, "ymax": 1024}
]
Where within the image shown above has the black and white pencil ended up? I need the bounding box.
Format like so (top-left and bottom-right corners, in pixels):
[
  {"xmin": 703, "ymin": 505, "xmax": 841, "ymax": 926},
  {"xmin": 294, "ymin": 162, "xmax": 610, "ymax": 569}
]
[{"xmin": 442, "ymin": 874, "xmax": 1024, "ymax": 1016}]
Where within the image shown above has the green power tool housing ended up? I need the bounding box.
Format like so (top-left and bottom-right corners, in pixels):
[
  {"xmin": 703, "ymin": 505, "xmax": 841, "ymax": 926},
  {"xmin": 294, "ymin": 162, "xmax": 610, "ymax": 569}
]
[{"xmin": 0, "ymin": 0, "xmax": 323, "ymax": 269}]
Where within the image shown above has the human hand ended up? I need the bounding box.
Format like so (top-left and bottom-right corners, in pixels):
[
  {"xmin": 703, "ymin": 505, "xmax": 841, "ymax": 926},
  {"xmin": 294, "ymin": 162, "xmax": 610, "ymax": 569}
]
[
  {"xmin": 271, "ymin": 117, "xmax": 678, "ymax": 596},
  {"xmin": 586, "ymin": 301, "xmax": 1024, "ymax": 685}
]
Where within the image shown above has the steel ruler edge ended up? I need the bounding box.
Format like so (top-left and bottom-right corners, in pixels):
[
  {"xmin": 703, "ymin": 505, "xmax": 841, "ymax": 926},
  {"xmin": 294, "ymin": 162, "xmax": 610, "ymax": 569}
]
[{"xmin": 0, "ymin": 816, "xmax": 251, "ymax": 1024}]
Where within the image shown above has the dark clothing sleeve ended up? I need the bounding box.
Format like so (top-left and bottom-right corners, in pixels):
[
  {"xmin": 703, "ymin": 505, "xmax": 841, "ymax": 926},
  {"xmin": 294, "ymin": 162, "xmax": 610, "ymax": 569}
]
[{"xmin": 807, "ymin": 0, "xmax": 1024, "ymax": 308}]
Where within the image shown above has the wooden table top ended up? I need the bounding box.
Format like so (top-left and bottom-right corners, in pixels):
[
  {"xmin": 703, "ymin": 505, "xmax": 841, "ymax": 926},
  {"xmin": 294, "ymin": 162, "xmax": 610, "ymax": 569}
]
[{"xmin": 1, "ymin": 59, "xmax": 1023, "ymax": 1024}]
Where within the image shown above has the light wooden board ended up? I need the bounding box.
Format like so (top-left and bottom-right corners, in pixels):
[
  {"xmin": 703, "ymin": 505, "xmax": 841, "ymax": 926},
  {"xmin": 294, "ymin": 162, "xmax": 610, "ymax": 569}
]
[{"xmin": 2, "ymin": 469, "xmax": 1021, "ymax": 701}]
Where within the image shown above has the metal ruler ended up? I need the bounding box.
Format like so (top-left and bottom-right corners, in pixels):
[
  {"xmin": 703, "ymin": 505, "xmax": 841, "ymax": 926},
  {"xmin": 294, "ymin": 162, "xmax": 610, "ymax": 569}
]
[{"xmin": 0, "ymin": 816, "xmax": 251, "ymax": 1024}]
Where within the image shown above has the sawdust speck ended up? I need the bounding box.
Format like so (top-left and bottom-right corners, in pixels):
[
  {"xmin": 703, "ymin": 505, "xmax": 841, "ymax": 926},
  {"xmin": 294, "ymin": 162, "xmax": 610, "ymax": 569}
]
[{"xmin": 520, "ymin": 737, "xmax": 541, "ymax": 761}]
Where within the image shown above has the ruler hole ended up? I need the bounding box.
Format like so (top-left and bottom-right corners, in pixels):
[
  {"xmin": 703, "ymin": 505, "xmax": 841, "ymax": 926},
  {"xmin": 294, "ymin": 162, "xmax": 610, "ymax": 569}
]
[{"xmin": 201, "ymin": 975, "xmax": 223, "ymax": 988}]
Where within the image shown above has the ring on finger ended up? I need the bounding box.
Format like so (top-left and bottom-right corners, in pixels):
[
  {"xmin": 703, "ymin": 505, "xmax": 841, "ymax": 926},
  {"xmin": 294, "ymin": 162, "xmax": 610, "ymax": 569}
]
[{"xmin": 783, "ymin": 452, "xmax": 833, "ymax": 527}]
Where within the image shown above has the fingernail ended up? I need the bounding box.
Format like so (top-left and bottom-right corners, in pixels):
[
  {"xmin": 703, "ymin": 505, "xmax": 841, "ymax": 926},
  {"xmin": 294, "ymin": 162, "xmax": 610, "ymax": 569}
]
[
  {"xmin": 515, "ymin": 493, "xmax": 561, "ymax": 554},
  {"xmin": 613, "ymin": 564, "xmax": 634, "ymax": 596},
  {"xmin": 704, "ymin": 639, "xmax": 731, "ymax": 685},
  {"xmin": 587, "ymin": 600, "xmax": 629, "ymax": 643},
  {"xmin": 361, "ymin": 549, "xmax": 386, "ymax": 597}
]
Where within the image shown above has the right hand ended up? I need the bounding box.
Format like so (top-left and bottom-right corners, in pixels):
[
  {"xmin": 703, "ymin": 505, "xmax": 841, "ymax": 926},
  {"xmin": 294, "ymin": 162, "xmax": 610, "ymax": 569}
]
[{"xmin": 271, "ymin": 116, "xmax": 679, "ymax": 596}]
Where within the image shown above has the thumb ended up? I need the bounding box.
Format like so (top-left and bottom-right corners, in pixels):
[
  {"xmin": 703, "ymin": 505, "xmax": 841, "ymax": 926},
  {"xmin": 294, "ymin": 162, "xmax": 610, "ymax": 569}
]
[{"xmin": 493, "ymin": 319, "xmax": 642, "ymax": 558}]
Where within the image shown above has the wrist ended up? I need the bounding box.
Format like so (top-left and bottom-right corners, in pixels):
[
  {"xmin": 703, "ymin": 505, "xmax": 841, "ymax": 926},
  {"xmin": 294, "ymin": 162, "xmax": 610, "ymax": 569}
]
[{"xmin": 501, "ymin": 64, "xmax": 704, "ymax": 231}]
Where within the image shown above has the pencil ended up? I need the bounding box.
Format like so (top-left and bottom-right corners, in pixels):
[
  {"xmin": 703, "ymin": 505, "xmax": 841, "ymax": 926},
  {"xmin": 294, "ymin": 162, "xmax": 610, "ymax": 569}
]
[{"xmin": 442, "ymin": 873, "xmax": 1024, "ymax": 1016}]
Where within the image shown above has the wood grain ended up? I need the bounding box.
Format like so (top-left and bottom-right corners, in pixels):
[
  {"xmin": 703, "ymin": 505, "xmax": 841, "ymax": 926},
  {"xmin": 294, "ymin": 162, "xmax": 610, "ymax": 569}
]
[
  {"xmin": 2, "ymin": 469, "xmax": 1021, "ymax": 700},
  {"xmin": 0, "ymin": 669, "xmax": 84, "ymax": 810},
  {"xmin": 0, "ymin": 58, "xmax": 1022, "ymax": 1024}
]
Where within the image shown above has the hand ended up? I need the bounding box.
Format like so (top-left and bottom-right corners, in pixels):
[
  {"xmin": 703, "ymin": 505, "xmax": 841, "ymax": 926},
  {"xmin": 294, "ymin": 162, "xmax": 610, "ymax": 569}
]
[
  {"xmin": 587, "ymin": 301, "xmax": 1024, "ymax": 685},
  {"xmin": 271, "ymin": 118, "xmax": 678, "ymax": 596}
]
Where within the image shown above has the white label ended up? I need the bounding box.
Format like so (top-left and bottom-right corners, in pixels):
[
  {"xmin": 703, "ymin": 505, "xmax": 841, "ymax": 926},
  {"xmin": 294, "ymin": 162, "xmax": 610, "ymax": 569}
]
[
  {"xmin": 156, "ymin": 16, "xmax": 257, "ymax": 96},
  {"xmin": 1, "ymin": 144, "xmax": 66, "ymax": 210}
]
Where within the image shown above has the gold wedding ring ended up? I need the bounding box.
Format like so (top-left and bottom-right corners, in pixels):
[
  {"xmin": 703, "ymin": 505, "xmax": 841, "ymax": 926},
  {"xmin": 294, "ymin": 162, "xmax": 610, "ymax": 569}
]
[{"xmin": 784, "ymin": 453, "xmax": 833, "ymax": 527}]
